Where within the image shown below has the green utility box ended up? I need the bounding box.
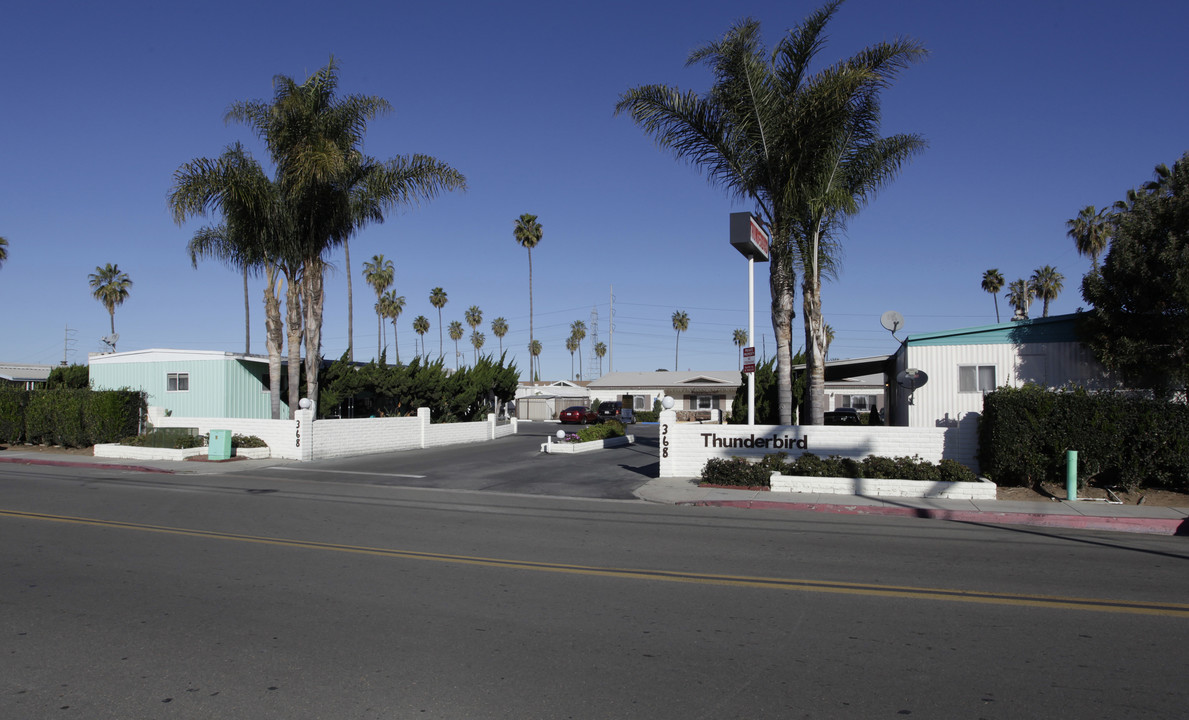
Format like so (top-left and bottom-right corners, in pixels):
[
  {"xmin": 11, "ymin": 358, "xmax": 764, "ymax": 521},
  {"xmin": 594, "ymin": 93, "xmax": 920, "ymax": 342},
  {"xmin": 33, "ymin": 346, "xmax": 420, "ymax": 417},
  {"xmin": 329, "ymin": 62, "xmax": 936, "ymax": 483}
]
[{"xmin": 208, "ymin": 429, "xmax": 233, "ymax": 461}]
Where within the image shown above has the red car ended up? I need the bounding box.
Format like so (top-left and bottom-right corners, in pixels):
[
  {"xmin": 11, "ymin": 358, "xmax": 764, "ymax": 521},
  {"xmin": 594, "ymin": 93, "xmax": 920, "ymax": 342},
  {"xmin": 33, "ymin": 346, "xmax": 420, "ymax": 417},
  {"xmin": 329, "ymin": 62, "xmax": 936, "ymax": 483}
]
[{"xmin": 559, "ymin": 406, "xmax": 599, "ymax": 424}]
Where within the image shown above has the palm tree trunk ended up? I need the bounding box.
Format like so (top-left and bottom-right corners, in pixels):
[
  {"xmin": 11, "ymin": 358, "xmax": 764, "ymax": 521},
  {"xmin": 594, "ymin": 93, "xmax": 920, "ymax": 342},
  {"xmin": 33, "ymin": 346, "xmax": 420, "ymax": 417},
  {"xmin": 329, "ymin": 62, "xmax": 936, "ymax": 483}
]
[
  {"xmin": 284, "ymin": 265, "xmax": 303, "ymax": 420},
  {"xmin": 674, "ymin": 334, "xmax": 679, "ymax": 371},
  {"xmin": 803, "ymin": 274, "xmax": 826, "ymax": 426},
  {"xmin": 993, "ymin": 294, "xmax": 1000, "ymax": 324},
  {"xmin": 377, "ymin": 312, "xmax": 383, "ymax": 363},
  {"xmin": 265, "ymin": 266, "xmax": 283, "ymax": 420},
  {"xmin": 528, "ymin": 248, "xmax": 534, "ymax": 380},
  {"xmin": 303, "ymin": 260, "xmax": 325, "ymax": 411},
  {"xmin": 345, "ymin": 239, "xmax": 353, "ymax": 363},
  {"xmin": 392, "ymin": 318, "xmax": 400, "ymax": 365},
  {"xmin": 769, "ymin": 233, "xmax": 797, "ymax": 425},
  {"xmin": 243, "ymin": 266, "xmax": 251, "ymax": 354}
]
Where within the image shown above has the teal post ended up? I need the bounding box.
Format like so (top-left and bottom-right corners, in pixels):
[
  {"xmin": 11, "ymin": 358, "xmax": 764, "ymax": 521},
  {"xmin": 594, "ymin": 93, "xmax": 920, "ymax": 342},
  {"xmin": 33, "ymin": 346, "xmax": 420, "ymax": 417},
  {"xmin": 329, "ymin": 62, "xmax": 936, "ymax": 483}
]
[{"xmin": 1066, "ymin": 449, "xmax": 1078, "ymax": 501}]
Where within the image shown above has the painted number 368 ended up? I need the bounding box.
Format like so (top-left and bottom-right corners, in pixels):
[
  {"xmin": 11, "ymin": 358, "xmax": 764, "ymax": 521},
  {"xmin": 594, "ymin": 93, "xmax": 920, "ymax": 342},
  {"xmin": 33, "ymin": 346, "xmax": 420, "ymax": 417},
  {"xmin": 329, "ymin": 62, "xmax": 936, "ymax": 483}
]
[{"xmin": 661, "ymin": 423, "xmax": 669, "ymax": 458}]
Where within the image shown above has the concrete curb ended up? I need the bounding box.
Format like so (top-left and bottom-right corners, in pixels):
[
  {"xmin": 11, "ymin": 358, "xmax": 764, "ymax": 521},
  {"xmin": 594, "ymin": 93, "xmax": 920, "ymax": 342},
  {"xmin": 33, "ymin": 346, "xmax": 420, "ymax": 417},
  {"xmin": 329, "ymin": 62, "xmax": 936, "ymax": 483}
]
[
  {"xmin": 683, "ymin": 498, "xmax": 1189, "ymax": 536},
  {"xmin": 0, "ymin": 456, "xmax": 175, "ymax": 474}
]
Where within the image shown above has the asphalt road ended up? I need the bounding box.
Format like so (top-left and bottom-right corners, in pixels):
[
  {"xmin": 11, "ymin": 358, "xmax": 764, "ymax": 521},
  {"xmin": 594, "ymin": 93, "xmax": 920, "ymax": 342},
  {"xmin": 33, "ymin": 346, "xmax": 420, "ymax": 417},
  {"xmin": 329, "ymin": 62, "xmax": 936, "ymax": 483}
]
[{"xmin": 2, "ymin": 434, "xmax": 1187, "ymax": 719}]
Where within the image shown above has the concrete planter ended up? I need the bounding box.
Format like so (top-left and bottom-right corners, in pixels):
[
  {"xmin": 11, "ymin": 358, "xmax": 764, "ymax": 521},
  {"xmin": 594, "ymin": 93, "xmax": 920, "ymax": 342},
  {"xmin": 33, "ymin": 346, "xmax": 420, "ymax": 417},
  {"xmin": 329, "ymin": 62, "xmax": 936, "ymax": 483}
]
[
  {"xmin": 770, "ymin": 472, "xmax": 996, "ymax": 500},
  {"xmin": 94, "ymin": 444, "xmax": 271, "ymax": 461},
  {"xmin": 541, "ymin": 435, "xmax": 635, "ymax": 454}
]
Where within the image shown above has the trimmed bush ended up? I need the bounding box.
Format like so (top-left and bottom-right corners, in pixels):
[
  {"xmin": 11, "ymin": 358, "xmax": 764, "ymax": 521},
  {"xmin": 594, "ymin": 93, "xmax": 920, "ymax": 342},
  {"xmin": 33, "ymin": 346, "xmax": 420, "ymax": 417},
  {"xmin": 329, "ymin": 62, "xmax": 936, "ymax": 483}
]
[
  {"xmin": 699, "ymin": 452, "xmax": 977, "ymax": 487},
  {"xmin": 700, "ymin": 456, "xmax": 772, "ymax": 487},
  {"xmin": 979, "ymin": 385, "xmax": 1189, "ymax": 491},
  {"xmin": 577, "ymin": 419, "xmax": 625, "ymax": 442}
]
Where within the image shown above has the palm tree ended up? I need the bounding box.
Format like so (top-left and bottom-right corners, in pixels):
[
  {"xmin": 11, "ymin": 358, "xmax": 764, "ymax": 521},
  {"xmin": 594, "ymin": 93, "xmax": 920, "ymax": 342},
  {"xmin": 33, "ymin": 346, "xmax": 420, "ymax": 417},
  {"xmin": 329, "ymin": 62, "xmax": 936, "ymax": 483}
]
[
  {"xmin": 412, "ymin": 315, "xmax": 430, "ymax": 359},
  {"xmin": 594, "ymin": 341, "xmax": 607, "ymax": 377},
  {"xmin": 170, "ymin": 143, "xmax": 288, "ymax": 418},
  {"xmin": 470, "ymin": 331, "xmax": 485, "ymax": 362},
  {"xmin": 671, "ymin": 310, "xmax": 689, "ymax": 370},
  {"xmin": 448, "ymin": 320, "xmax": 464, "ymax": 369},
  {"xmin": 88, "ymin": 264, "xmax": 133, "ymax": 341},
  {"xmin": 570, "ymin": 320, "xmax": 586, "ymax": 379},
  {"xmin": 1007, "ymin": 279, "xmax": 1033, "ymax": 320},
  {"xmin": 529, "ymin": 339, "xmax": 542, "ymax": 381},
  {"xmin": 1030, "ymin": 265, "xmax": 1064, "ymax": 318},
  {"xmin": 382, "ymin": 291, "xmax": 406, "ymax": 364},
  {"xmin": 823, "ymin": 324, "xmax": 835, "ymax": 361},
  {"xmin": 223, "ymin": 57, "xmax": 466, "ymax": 410},
  {"xmin": 185, "ymin": 224, "xmax": 264, "ymax": 355},
  {"xmin": 0, "ymin": 236, "xmax": 9, "ymax": 270},
  {"xmin": 981, "ymin": 269, "xmax": 1005, "ymax": 323},
  {"xmin": 363, "ymin": 255, "xmax": 395, "ymax": 361},
  {"xmin": 429, "ymin": 287, "xmax": 448, "ymax": 359},
  {"xmin": 732, "ymin": 329, "xmax": 748, "ymax": 370},
  {"xmin": 491, "ymin": 317, "xmax": 508, "ymax": 355},
  {"xmin": 617, "ymin": 2, "xmax": 925, "ymax": 424},
  {"xmin": 465, "ymin": 305, "xmax": 483, "ymax": 362},
  {"xmin": 566, "ymin": 335, "xmax": 579, "ymax": 380},
  {"xmin": 513, "ymin": 213, "xmax": 543, "ymax": 379},
  {"xmin": 1066, "ymin": 205, "xmax": 1110, "ymax": 272}
]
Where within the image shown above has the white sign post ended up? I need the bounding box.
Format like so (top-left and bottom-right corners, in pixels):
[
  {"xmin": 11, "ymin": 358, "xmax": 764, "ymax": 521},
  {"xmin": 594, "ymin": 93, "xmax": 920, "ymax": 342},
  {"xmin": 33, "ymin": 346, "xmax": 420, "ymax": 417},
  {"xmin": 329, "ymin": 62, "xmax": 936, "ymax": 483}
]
[{"xmin": 730, "ymin": 213, "xmax": 770, "ymax": 426}]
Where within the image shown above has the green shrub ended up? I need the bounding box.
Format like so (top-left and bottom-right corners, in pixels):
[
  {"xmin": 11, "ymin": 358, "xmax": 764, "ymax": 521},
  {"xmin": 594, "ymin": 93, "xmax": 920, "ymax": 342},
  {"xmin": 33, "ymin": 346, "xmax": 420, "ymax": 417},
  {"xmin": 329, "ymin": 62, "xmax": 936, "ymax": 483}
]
[
  {"xmin": 0, "ymin": 390, "xmax": 29, "ymax": 444},
  {"xmin": 700, "ymin": 456, "xmax": 772, "ymax": 487},
  {"xmin": 633, "ymin": 411, "xmax": 659, "ymax": 422},
  {"xmin": 123, "ymin": 428, "xmax": 201, "ymax": 449},
  {"xmin": 577, "ymin": 419, "xmax": 625, "ymax": 442},
  {"xmin": 232, "ymin": 434, "xmax": 267, "ymax": 448}
]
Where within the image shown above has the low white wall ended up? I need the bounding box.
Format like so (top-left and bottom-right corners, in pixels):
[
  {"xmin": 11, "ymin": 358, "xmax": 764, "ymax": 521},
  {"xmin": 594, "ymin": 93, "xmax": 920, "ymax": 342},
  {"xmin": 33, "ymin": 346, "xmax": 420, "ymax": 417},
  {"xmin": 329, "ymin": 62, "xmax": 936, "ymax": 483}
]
[
  {"xmin": 771, "ymin": 474, "xmax": 996, "ymax": 500},
  {"xmin": 94, "ymin": 444, "xmax": 208, "ymax": 461},
  {"xmin": 658, "ymin": 409, "xmax": 947, "ymax": 478},
  {"xmin": 541, "ymin": 435, "xmax": 635, "ymax": 454},
  {"xmin": 151, "ymin": 409, "xmax": 517, "ymax": 462}
]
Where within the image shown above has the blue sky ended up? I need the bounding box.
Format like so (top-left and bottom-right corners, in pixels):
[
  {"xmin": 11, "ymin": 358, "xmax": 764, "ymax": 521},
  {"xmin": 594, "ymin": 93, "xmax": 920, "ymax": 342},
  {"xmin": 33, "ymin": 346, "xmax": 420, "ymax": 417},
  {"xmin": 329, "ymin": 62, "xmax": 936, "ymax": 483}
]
[{"xmin": 2, "ymin": 0, "xmax": 1186, "ymax": 381}]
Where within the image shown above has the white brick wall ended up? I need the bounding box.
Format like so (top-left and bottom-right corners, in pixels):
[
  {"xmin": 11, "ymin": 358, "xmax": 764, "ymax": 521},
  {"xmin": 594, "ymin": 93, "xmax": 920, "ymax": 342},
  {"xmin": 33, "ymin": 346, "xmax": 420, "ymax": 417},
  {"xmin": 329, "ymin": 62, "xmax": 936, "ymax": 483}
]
[
  {"xmin": 151, "ymin": 409, "xmax": 518, "ymax": 461},
  {"xmin": 770, "ymin": 474, "xmax": 996, "ymax": 499},
  {"xmin": 658, "ymin": 410, "xmax": 947, "ymax": 478}
]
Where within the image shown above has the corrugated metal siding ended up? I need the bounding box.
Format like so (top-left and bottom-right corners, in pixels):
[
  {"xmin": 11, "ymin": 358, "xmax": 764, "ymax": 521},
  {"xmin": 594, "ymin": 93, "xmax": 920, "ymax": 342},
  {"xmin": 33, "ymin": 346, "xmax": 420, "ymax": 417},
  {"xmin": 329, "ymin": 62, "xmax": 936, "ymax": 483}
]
[{"xmin": 91, "ymin": 358, "xmax": 279, "ymax": 419}]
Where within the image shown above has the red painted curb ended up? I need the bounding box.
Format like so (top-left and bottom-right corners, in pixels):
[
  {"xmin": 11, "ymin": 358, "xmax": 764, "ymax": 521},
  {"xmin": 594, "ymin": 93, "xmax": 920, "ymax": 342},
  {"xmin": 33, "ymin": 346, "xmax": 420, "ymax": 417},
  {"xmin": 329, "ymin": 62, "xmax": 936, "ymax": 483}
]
[
  {"xmin": 0, "ymin": 457, "xmax": 175, "ymax": 474},
  {"xmin": 686, "ymin": 499, "xmax": 1188, "ymax": 536}
]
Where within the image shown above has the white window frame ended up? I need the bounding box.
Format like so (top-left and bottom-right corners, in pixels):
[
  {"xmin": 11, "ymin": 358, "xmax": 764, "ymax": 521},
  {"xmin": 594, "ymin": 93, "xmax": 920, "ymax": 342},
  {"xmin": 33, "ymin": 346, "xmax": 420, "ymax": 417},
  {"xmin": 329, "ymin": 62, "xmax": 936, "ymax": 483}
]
[
  {"xmin": 958, "ymin": 365, "xmax": 996, "ymax": 393},
  {"xmin": 167, "ymin": 372, "xmax": 190, "ymax": 392},
  {"xmin": 634, "ymin": 395, "xmax": 647, "ymax": 411},
  {"xmin": 695, "ymin": 395, "xmax": 713, "ymax": 410}
]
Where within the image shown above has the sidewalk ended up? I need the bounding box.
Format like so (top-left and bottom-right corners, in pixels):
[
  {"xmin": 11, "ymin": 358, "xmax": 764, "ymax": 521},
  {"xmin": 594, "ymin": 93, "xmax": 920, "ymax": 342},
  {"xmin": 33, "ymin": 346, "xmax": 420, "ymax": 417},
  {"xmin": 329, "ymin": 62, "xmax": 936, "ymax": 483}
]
[
  {"xmin": 3, "ymin": 451, "xmax": 1185, "ymax": 536},
  {"xmin": 636, "ymin": 476, "xmax": 1189, "ymax": 536}
]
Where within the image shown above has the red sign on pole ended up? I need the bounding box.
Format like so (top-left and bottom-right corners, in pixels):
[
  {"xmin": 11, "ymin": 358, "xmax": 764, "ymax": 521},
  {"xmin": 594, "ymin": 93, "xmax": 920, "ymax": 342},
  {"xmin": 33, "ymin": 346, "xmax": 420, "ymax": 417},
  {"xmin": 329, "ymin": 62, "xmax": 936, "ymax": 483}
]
[{"xmin": 742, "ymin": 346, "xmax": 756, "ymax": 374}]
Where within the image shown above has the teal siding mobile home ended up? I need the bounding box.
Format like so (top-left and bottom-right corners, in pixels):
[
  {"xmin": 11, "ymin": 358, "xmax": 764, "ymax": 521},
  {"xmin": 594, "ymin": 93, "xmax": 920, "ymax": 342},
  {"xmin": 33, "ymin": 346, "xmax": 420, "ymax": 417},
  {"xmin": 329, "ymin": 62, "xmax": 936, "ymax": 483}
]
[{"xmin": 89, "ymin": 349, "xmax": 288, "ymax": 419}]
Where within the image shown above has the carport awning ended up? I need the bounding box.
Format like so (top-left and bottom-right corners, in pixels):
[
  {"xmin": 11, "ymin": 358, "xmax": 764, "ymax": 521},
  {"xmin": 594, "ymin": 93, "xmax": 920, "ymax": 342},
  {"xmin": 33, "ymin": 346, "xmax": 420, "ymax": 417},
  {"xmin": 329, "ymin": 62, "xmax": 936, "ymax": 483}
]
[{"xmin": 792, "ymin": 355, "xmax": 893, "ymax": 382}]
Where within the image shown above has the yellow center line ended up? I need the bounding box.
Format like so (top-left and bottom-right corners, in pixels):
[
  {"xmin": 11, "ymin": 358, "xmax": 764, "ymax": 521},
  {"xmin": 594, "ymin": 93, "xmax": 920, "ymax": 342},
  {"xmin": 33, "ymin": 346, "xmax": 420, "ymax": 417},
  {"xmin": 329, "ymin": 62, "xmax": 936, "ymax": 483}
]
[{"xmin": 5, "ymin": 508, "xmax": 1188, "ymax": 618}]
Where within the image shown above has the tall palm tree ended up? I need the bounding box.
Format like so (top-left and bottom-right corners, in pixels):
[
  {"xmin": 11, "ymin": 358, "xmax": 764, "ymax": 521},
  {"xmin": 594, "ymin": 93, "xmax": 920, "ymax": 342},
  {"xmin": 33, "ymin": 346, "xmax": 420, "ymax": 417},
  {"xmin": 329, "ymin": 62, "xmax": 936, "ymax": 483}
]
[
  {"xmin": 185, "ymin": 223, "xmax": 264, "ymax": 355},
  {"xmin": 671, "ymin": 310, "xmax": 689, "ymax": 370},
  {"xmin": 570, "ymin": 320, "xmax": 587, "ymax": 379},
  {"xmin": 491, "ymin": 317, "xmax": 508, "ymax": 355},
  {"xmin": 594, "ymin": 341, "xmax": 607, "ymax": 377},
  {"xmin": 1007, "ymin": 278, "xmax": 1033, "ymax": 320},
  {"xmin": 412, "ymin": 315, "xmax": 430, "ymax": 359},
  {"xmin": 170, "ymin": 143, "xmax": 289, "ymax": 417},
  {"xmin": 429, "ymin": 287, "xmax": 448, "ymax": 359},
  {"xmin": 465, "ymin": 305, "xmax": 483, "ymax": 362},
  {"xmin": 471, "ymin": 331, "xmax": 485, "ymax": 361},
  {"xmin": 981, "ymin": 269, "xmax": 1005, "ymax": 323},
  {"xmin": 224, "ymin": 57, "xmax": 466, "ymax": 410},
  {"xmin": 1066, "ymin": 205, "xmax": 1110, "ymax": 272},
  {"xmin": 513, "ymin": 213, "xmax": 543, "ymax": 379},
  {"xmin": 565, "ymin": 335, "xmax": 579, "ymax": 380},
  {"xmin": 0, "ymin": 235, "xmax": 9, "ymax": 270},
  {"xmin": 448, "ymin": 320, "xmax": 464, "ymax": 370},
  {"xmin": 88, "ymin": 264, "xmax": 133, "ymax": 341},
  {"xmin": 1030, "ymin": 265, "xmax": 1064, "ymax": 318},
  {"xmin": 732, "ymin": 328, "xmax": 748, "ymax": 370},
  {"xmin": 528, "ymin": 339, "xmax": 542, "ymax": 381},
  {"xmin": 617, "ymin": 1, "xmax": 925, "ymax": 424},
  {"xmin": 363, "ymin": 254, "xmax": 394, "ymax": 361},
  {"xmin": 382, "ymin": 291, "xmax": 406, "ymax": 364}
]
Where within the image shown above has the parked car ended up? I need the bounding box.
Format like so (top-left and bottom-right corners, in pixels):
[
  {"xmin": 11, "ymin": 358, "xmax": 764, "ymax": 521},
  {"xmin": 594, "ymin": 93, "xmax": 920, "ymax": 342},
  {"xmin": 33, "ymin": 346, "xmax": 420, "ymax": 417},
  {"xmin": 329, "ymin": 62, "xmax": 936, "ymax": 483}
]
[
  {"xmin": 597, "ymin": 400, "xmax": 624, "ymax": 422},
  {"xmin": 559, "ymin": 406, "xmax": 599, "ymax": 424},
  {"xmin": 823, "ymin": 407, "xmax": 862, "ymax": 425}
]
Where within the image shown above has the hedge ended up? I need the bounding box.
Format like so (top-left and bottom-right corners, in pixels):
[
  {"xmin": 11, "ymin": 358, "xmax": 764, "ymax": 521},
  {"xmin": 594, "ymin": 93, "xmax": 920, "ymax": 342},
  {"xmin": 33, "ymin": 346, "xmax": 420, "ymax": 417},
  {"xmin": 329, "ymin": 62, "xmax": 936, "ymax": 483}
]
[
  {"xmin": 700, "ymin": 452, "xmax": 976, "ymax": 488},
  {"xmin": 0, "ymin": 389, "xmax": 146, "ymax": 447},
  {"xmin": 978, "ymin": 385, "xmax": 1189, "ymax": 492}
]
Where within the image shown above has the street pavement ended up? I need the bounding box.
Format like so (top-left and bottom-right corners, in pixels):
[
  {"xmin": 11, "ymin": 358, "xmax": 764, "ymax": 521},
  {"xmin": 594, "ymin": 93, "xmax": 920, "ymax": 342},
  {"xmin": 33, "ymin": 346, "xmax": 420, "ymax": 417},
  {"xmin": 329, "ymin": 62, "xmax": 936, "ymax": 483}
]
[{"xmin": 1, "ymin": 424, "xmax": 1185, "ymax": 536}]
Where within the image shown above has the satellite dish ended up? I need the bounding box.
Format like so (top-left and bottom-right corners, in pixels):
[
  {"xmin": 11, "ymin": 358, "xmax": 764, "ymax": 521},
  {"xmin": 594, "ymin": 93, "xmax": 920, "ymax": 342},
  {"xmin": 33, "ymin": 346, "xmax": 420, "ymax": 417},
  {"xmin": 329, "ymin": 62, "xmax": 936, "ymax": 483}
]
[
  {"xmin": 880, "ymin": 311, "xmax": 905, "ymax": 341},
  {"xmin": 896, "ymin": 368, "xmax": 928, "ymax": 390},
  {"xmin": 101, "ymin": 333, "xmax": 119, "ymax": 352}
]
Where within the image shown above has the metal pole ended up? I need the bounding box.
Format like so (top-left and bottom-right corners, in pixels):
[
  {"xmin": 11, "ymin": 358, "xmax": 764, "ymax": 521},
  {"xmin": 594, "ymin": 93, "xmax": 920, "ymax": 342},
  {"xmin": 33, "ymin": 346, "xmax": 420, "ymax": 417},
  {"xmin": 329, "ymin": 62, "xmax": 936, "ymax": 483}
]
[
  {"xmin": 1066, "ymin": 449, "xmax": 1078, "ymax": 501},
  {"xmin": 748, "ymin": 256, "xmax": 755, "ymax": 426}
]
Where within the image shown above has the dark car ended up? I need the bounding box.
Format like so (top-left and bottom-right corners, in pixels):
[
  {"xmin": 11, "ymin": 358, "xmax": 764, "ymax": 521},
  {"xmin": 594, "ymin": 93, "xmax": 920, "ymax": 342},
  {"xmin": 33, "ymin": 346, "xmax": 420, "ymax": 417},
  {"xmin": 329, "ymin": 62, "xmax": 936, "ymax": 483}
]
[
  {"xmin": 597, "ymin": 401, "xmax": 624, "ymax": 422},
  {"xmin": 823, "ymin": 407, "xmax": 862, "ymax": 425},
  {"xmin": 559, "ymin": 406, "xmax": 599, "ymax": 424}
]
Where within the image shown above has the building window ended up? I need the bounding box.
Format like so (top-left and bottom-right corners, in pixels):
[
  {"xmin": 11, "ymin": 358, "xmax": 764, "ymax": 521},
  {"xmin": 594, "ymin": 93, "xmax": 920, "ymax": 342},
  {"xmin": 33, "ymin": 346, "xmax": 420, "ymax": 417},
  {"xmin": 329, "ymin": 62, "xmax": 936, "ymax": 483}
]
[
  {"xmin": 167, "ymin": 372, "xmax": 189, "ymax": 392},
  {"xmin": 959, "ymin": 365, "xmax": 996, "ymax": 393},
  {"xmin": 841, "ymin": 394, "xmax": 875, "ymax": 410},
  {"xmin": 634, "ymin": 395, "xmax": 647, "ymax": 410},
  {"xmin": 696, "ymin": 395, "xmax": 713, "ymax": 410}
]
